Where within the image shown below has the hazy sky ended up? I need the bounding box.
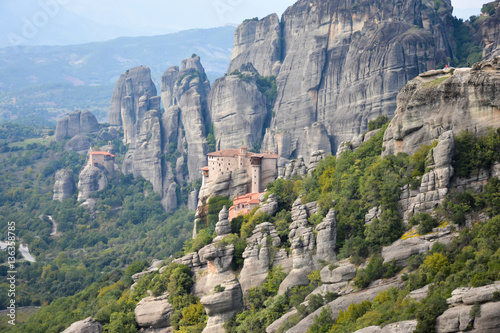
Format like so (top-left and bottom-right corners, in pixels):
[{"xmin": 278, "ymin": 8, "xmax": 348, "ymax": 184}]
[{"xmin": 0, "ymin": 0, "xmax": 483, "ymax": 47}]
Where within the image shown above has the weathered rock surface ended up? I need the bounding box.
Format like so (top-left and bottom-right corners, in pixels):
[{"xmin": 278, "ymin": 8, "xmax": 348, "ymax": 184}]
[
  {"xmin": 353, "ymin": 320, "xmax": 417, "ymax": 333},
  {"xmin": 53, "ymin": 169, "xmax": 75, "ymax": 201},
  {"xmin": 213, "ymin": 206, "xmax": 231, "ymax": 242},
  {"xmin": 162, "ymin": 55, "xmax": 210, "ymax": 183},
  {"xmin": 55, "ymin": 110, "xmax": 99, "ymax": 142},
  {"xmin": 435, "ymin": 305, "xmax": 473, "ymax": 333},
  {"xmin": 315, "ymin": 209, "xmax": 337, "ymax": 262},
  {"xmin": 64, "ymin": 134, "xmax": 92, "ymax": 153},
  {"xmin": 475, "ymin": 1, "xmax": 500, "ymax": 60},
  {"xmin": 257, "ymin": 0, "xmax": 454, "ymax": 160},
  {"xmin": 240, "ymin": 222, "xmax": 281, "ymax": 294},
  {"xmin": 278, "ymin": 198, "xmax": 318, "ymax": 294},
  {"xmin": 228, "ymin": 14, "xmax": 282, "ymax": 77},
  {"xmin": 200, "ymin": 276, "xmax": 243, "ymax": 333},
  {"xmin": 62, "ymin": 317, "xmax": 102, "ymax": 333},
  {"xmin": 285, "ymin": 280, "xmax": 404, "ymax": 333},
  {"xmin": 406, "ymin": 284, "xmax": 430, "ymax": 302},
  {"xmin": 255, "ymin": 194, "xmax": 278, "ymax": 216},
  {"xmin": 446, "ymin": 282, "xmax": 500, "ymax": 306},
  {"xmin": 135, "ymin": 294, "xmax": 174, "ymax": 329},
  {"xmin": 398, "ymin": 131, "xmax": 455, "ymax": 221},
  {"xmin": 307, "ymin": 150, "xmax": 326, "ymax": 174},
  {"xmin": 436, "ymin": 283, "xmax": 500, "ymax": 333},
  {"xmin": 109, "ymin": 66, "xmax": 158, "ymax": 132},
  {"xmin": 108, "ymin": 66, "xmax": 181, "ymax": 211},
  {"xmin": 383, "ymin": 58, "xmax": 500, "ymax": 157},
  {"xmin": 77, "ymin": 164, "xmax": 110, "ymax": 201},
  {"xmin": 320, "ymin": 263, "xmax": 357, "ymax": 285},
  {"xmin": 283, "ymin": 156, "xmax": 307, "ymax": 179},
  {"xmin": 208, "ymin": 72, "xmax": 269, "ymax": 150}
]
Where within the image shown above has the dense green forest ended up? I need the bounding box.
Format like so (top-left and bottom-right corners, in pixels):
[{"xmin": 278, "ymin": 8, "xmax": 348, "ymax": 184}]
[{"xmin": 0, "ymin": 123, "xmax": 195, "ymax": 330}]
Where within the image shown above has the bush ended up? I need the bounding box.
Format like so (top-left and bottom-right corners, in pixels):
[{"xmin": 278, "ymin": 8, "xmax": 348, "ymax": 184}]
[
  {"xmin": 367, "ymin": 115, "xmax": 389, "ymax": 131},
  {"xmin": 410, "ymin": 213, "xmax": 440, "ymax": 235}
]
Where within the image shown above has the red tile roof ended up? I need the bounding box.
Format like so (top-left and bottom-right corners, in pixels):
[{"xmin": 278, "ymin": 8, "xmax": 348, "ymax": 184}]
[
  {"xmin": 91, "ymin": 151, "xmax": 115, "ymax": 157},
  {"xmin": 201, "ymin": 167, "xmax": 209, "ymax": 171}
]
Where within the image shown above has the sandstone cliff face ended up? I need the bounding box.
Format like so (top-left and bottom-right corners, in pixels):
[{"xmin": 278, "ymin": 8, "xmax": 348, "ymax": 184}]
[
  {"xmin": 53, "ymin": 169, "xmax": 75, "ymax": 201},
  {"xmin": 55, "ymin": 110, "xmax": 99, "ymax": 143},
  {"xmin": 77, "ymin": 164, "xmax": 110, "ymax": 201},
  {"xmin": 112, "ymin": 60, "xmax": 207, "ymax": 212},
  {"xmin": 383, "ymin": 58, "xmax": 500, "ymax": 157},
  {"xmin": 208, "ymin": 73, "xmax": 269, "ymax": 150},
  {"xmin": 109, "ymin": 66, "xmax": 158, "ymax": 131},
  {"xmin": 161, "ymin": 55, "xmax": 210, "ymax": 183},
  {"xmin": 228, "ymin": 0, "xmax": 454, "ymax": 161},
  {"xmin": 476, "ymin": 1, "xmax": 500, "ymax": 60},
  {"xmin": 227, "ymin": 14, "xmax": 282, "ymax": 77}
]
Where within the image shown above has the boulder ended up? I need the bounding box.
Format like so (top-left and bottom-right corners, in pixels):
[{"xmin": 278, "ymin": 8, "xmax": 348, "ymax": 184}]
[
  {"xmin": 135, "ymin": 295, "xmax": 174, "ymax": 329},
  {"xmin": 435, "ymin": 305, "xmax": 473, "ymax": 333},
  {"xmin": 381, "ymin": 237, "xmax": 430, "ymax": 266},
  {"xmin": 474, "ymin": 301, "xmax": 500, "ymax": 331},
  {"xmin": 62, "ymin": 317, "xmax": 102, "ymax": 333},
  {"xmin": 320, "ymin": 263, "xmax": 357, "ymax": 285}
]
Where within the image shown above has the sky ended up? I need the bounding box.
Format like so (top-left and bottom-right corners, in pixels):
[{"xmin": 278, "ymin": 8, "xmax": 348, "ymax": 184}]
[{"xmin": 0, "ymin": 0, "xmax": 484, "ymax": 47}]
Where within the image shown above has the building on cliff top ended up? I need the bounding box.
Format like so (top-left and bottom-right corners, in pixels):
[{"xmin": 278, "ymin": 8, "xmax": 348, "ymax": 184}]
[
  {"xmin": 202, "ymin": 146, "xmax": 278, "ymax": 194},
  {"xmin": 88, "ymin": 150, "xmax": 115, "ymax": 174},
  {"xmin": 228, "ymin": 192, "xmax": 262, "ymax": 220}
]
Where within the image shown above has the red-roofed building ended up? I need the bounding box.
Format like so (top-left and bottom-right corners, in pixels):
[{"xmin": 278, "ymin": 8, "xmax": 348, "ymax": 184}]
[
  {"xmin": 202, "ymin": 147, "xmax": 278, "ymax": 193},
  {"xmin": 89, "ymin": 149, "xmax": 115, "ymax": 174},
  {"xmin": 228, "ymin": 192, "xmax": 263, "ymax": 220}
]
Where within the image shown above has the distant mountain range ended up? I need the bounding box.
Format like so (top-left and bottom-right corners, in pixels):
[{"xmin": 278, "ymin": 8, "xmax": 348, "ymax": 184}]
[{"xmin": 0, "ymin": 26, "xmax": 235, "ymax": 124}]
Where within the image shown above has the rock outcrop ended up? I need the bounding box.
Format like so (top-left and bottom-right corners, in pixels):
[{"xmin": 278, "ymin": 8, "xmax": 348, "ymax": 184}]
[
  {"xmin": 247, "ymin": 0, "xmax": 455, "ymax": 160},
  {"xmin": 353, "ymin": 320, "xmax": 417, "ymax": 333},
  {"xmin": 208, "ymin": 72, "xmax": 269, "ymax": 150},
  {"xmin": 65, "ymin": 134, "xmax": 92, "ymax": 153},
  {"xmin": 315, "ymin": 209, "xmax": 337, "ymax": 262},
  {"xmin": 239, "ymin": 222, "xmax": 281, "ymax": 294},
  {"xmin": 435, "ymin": 282, "xmax": 500, "ymax": 333},
  {"xmin": 398, "ymin": 131, "xmax": 455, "ymax": 221},
  {"xmin": 135, "ymin": 294, "xmax": 174, "ymax": 330},
  {"xmin": 161, "ymin": 55, "xmax": 210, "ymax": 183},
  {"xmin": 77, "ymin": 164, "xmax": 110, "ymax": 201},
  {"xmin": 475, "ymin": 1, "xmax": 500, "ymax": 60},
  {"xmin": 278, "ymin": 198, "xmax": 318, "ymax": 294},
  {"xmin": 255, "ymin": 194, "xmax": 278, "ymax": 216},
  {"xmin": 62, "ymin": 317, "xmax": 102, "ymax": 333},
  {"xmin": 55, "ymin": 110, "xmax": 99, "ymax": 143},
  {"xmin": 383, "ymin": 58, "xmax": 500, "ymax": 157},
  {"xmin": 200, "ymin": 276, "xmax": 243, "ymax": 333},
  {"xmin": 53, "ymin": 169, "xmax": 75, "ymax": 201},
  {"xmin": 109, "ymin": 66, "xmax": 158, "ymax": 134},
  {"xmin": 227, "ymin": 14, "xmax": 282, "ymax": 77}
]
